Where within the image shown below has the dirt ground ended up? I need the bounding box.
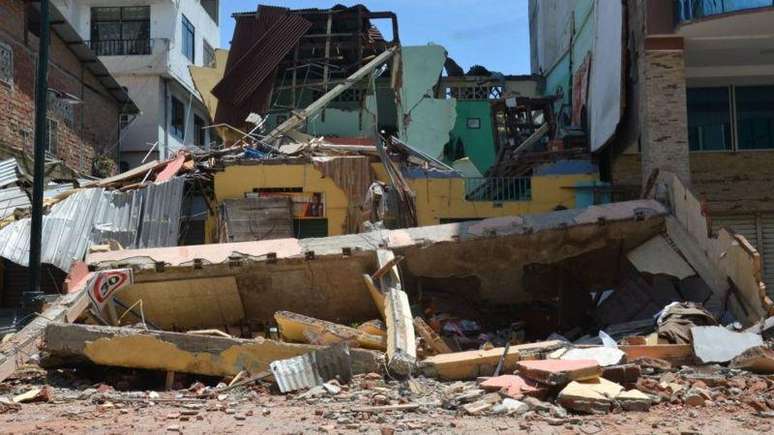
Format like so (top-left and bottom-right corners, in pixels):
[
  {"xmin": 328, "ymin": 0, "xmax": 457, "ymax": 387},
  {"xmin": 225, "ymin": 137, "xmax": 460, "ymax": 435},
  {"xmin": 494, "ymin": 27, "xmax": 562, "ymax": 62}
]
[
  {"xmin": 0, "ymin": 364, "xmax": 771, "ymax": 435},
  {"xmin": 0, "ymin": 395, "xmax": 771, "ymax": 434}
]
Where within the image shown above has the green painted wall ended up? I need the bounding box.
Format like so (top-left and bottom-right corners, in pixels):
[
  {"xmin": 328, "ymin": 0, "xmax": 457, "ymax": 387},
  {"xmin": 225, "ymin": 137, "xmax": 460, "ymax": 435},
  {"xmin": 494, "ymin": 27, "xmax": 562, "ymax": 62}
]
[
  {"xmin": 398, "ymin": 45, "xmax": 456, "ymax": 158},
  {"xmin": 449, "ymin": 101, "xmax": 497, "ymax": 174}
]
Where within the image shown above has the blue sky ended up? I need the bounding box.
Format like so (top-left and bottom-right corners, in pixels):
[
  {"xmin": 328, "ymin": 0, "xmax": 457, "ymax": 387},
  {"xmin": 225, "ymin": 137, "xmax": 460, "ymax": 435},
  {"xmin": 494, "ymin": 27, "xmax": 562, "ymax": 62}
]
[{"xmin": 218, "ymin": 0, "xmax": 531, "ymax": 74}]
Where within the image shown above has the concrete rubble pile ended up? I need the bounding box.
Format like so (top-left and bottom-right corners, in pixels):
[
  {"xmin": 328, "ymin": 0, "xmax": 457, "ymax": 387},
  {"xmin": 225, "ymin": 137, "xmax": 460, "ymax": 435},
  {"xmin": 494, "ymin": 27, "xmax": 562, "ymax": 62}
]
[{"xmin": 0, "ymin": 169, "xmax": 773, "ymax": 432}]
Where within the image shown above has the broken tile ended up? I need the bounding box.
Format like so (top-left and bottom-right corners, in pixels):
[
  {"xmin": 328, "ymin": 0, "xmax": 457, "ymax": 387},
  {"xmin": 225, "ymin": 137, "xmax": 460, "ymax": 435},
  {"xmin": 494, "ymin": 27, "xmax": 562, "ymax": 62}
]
[
  {"xmin": 691, "ymin": 326, "xmax": 762, "ymax": 363},
  {"xmin": 517, "ymin": 359, "xmax": 602, "ymax": 386},
  {"xmin": 479, "ymin": 374, "xmax": 546, "ymax": 399}
]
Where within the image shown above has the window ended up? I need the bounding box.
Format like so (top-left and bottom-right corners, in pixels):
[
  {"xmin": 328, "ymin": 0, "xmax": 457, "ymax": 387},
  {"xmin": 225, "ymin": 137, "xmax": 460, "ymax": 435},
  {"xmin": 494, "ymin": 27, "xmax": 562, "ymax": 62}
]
[
  {"xmin": 90, "ymin": 7, "xmax": 151, "ymax": 56},
  {"xmin": 170, "ymin": 96, "xmax": 185, "ymax": 139},
  {"xmin": 687, "ymin": 87, "xmax": 732, "ymax": 151},
  {"xmin": 194, "ymin": 115, "xmax": 206, "ymax": 147},
  {"xmin": 736, "ymin": 86, "xmax": 774, "ymax": 150},
  {"xmin": 467, "ymin": 118, "xmax": 481, "ymax": 129},
  {"xmin": 47, "ymin": 118, "xmax": 58, "ymax": 155},
  {"xmin": 182, "ymin": 15, "xmax": 195, "ymax": 63},
  {"xmin": 203, "ymin": 40, "xmax": 215, "ymax": 67},
  {"xmin": 0, "ymin": 41, "xmax": 12, "ymax": 85},
  {"xmin": 688, "ymin": 85, "xmax": 774, "ymax": 151}
]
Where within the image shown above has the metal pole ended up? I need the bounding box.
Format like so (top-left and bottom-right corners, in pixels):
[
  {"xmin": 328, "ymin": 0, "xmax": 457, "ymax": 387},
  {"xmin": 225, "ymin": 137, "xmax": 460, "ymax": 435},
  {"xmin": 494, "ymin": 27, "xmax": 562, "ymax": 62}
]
[{"xmin": 23, "ymin": 0, "xmax": 50, "ymax": 323}]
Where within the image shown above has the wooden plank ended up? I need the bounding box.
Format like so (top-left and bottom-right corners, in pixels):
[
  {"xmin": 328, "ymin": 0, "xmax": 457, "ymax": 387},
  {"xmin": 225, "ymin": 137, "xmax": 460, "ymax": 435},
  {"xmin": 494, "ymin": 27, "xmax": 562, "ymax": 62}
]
[
  {"xmin": 618, "ymin": 344, "xmax": 695, "ymax": 366},
  {"xmin": 42, "ymin": 322, "xmax": 383, "ymax": 378},
  {"xmin": 420, "ymin": 340, "xmax": 564, "ymax": 381},
  {"xmin": 413, "ymin": 316, "xmax": 452, "ymax": 355}
]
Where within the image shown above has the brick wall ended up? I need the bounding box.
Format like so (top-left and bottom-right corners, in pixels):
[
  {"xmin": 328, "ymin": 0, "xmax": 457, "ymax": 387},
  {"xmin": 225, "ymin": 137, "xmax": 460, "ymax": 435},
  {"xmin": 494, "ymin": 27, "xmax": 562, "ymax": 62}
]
[
  {"xmin": 639, "ymin": 49, "xmax": 690, "ymax": 186},
  {"xmin": 0, "ymin": 0, "xmax": 122, "ymax": 174}
]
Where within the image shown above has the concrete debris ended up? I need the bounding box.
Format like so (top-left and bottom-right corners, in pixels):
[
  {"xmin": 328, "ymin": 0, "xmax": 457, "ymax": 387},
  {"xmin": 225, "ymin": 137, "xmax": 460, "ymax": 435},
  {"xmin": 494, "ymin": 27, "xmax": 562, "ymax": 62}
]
[
  {"xmin": 12, "ymin": 386, "xmax": 53, "ymax": 404},
  {"xmin": 616, "ymin": 389, "xmax": 652, "ymax": 411},
  {"xmin": 691, "ymin": 326, "xmax": 763, "ymax": 363},
  {"xmin": 516, "ymin": 359, "xmax": 602, "ymax": 386},
  {"xmin": 729, "ymin": 345, "xmax": 774, "ymax": 374},
  {"xmin": 557, "ymin": 378, "xmax": 623, "ymax": 414}
]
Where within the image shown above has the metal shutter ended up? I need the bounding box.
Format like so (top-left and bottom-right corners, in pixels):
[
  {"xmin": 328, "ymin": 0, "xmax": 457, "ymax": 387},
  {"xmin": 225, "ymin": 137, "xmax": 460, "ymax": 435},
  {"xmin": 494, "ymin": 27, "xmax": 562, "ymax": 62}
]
[{"xmin": 760, "ymin": 214, "xmax": 774, "ymax": 298}]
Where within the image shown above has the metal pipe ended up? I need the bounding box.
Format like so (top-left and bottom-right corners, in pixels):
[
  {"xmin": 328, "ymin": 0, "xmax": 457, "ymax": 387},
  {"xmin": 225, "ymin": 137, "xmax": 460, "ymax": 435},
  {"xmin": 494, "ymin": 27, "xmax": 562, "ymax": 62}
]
[{"xmin": 24, "ymin": 0, "xmax": 50, "ymax": 324}]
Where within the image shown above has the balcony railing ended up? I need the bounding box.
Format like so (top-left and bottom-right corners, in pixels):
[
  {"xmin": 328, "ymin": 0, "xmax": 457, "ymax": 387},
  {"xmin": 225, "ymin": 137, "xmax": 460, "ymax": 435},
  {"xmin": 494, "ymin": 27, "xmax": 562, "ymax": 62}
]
[
  {"xmin": 464, "ymin": 177, "xmax": 532, "ymax": 202},
  {"xmin": 676, "ymin": 0, "xmax": 774, "ymax": 22},
  {"xmin": 86, "ymin": 39, "xmax": 153, "ymax": 56}
]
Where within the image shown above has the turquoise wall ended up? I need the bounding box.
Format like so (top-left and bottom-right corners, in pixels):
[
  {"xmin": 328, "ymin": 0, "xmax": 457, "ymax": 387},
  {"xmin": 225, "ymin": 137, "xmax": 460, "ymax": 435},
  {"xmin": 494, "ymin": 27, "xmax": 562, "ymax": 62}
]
[{"xmin": 449, "ymin": 101, "xmax": 497, "ymax": 174}]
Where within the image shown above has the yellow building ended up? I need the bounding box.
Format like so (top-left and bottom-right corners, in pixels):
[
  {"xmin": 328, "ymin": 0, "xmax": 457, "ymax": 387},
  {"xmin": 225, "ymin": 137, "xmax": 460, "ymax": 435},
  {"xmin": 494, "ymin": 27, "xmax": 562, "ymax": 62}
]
[{"xmin": 208, "ymin": 159, "xmax": 597, "ymax": 241}]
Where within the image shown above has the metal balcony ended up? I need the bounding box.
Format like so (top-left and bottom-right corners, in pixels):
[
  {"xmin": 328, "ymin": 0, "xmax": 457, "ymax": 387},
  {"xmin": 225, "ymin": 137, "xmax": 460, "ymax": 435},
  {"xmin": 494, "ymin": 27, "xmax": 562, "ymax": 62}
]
[
  {"xmin": 86, "ymin": 39, "xmax": 153, "ymax": 56},
  {"xmin": 676, "ymin": 0, "xmax": 774, "ymax": 22},
  {"xmin": 464, "ymin": 177, "xmax": 532, "ymax": 202}
]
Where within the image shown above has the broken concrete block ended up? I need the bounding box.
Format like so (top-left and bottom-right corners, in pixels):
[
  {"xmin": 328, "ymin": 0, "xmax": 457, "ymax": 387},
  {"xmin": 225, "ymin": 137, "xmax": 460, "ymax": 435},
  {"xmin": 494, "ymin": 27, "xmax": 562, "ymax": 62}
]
[
  {"xmin": 12, "ymin": 386, "xmax": 53, "ymax": 403},
  {"xmin": 491, "ymin": 398, "xmax": 530, "ymax": 415},
  {"xmin": 557, "ymin": 378, "xmax": 624, "ymax": 414},
  {"xmin": 601, "ymin": 364, "xmax": 641, "ymax": 385},
  {"xmin": 684, "ymin": 388, "xmax": 707, "ymax": 407},
  {"xmin": 729, "ymin": 345, "xmax": 774, "ymax": 374},
  {"xmin": 517, "ymin": 359, "xmax": 602, "ymax": 386},
  {"xmin": 691, "ymin": 326, "xmax": 763, "ymax": 363},
  {"xmin": 274, "ymin": 311, "xmax": 386, "ymax": 351},
  {"xmin": 43, "ymin": 322, "xmax": 383, "ymax": 378},
  {"xmin": 616, "ymin": 389, "xmax": 652, "ymax": 411},
  {"xmin": 479, "ymin": 374, "xmax": 547, "ymax": 400},
  {"xmin": 559, "ymin": 347, "xmax": 625, "ymax": 367},
  {"xmin": 461, "ymin": 392, "xmax": 501, "ymax": 415}
]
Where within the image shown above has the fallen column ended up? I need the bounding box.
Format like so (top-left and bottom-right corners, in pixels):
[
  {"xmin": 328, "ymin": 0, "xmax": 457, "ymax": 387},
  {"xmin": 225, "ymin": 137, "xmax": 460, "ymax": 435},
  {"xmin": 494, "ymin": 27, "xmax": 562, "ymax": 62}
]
[
  {"xmin": 375, "ymin": 249, "xmax": 416, "ymax": 375},
  {"xmin": 42, "ymin": 322, "xmax": 383, "ymax": 378},
  {"xmin": 274, "ymin": 310, "xmax": 386, "ymax": 350}
]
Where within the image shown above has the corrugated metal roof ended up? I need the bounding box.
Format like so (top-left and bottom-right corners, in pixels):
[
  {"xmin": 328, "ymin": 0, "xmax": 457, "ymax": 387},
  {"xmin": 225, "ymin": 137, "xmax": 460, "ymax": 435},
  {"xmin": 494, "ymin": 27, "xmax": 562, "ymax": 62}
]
[
  {"xmin": 0, "ymin": 159, "xmax": 20, "ymax": 189},
  {"xmin": 213, "ymin": 12, "xmax": 311, "ymax": 106},
  {"xmin": 0, "ymin": 183, "xmax": 75, "ymax": 220},
  {"xmin": 0, "ymin": 178, "xmax": 184, "ymax": 271}
]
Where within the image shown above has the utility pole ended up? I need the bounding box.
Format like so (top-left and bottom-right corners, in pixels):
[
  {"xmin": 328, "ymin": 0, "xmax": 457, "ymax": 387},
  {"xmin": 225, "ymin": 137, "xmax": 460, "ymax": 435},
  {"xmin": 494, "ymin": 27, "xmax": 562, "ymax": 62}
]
[{"xmin": 21, "ymin": 0, "xmax": 50, "ymax": 325}]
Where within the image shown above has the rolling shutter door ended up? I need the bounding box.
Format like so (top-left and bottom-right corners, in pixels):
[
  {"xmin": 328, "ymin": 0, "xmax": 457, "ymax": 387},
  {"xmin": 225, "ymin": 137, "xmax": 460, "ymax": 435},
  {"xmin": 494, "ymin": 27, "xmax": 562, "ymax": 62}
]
[{"xmin": 760, "ymin": 215, "xmax": 774, "ymax": 298}]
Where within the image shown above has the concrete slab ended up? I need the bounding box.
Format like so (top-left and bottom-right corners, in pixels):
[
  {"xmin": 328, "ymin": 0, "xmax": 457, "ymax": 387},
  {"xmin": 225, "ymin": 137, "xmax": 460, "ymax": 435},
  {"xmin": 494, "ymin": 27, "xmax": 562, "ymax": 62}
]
[
  {"xmin": 691, "ymin": 326, "xmax": 763, "ymax": 363},
  {"xmin": 616, "ymin": 389, "xmax": 652, "ymax": 411},
  {"xmin": 557, "ymin": 378, "xmax": 623, "ymax": 414},
  {"xmin": 516, "ymin": 359, "xmax": 602, "ymax": 386}
]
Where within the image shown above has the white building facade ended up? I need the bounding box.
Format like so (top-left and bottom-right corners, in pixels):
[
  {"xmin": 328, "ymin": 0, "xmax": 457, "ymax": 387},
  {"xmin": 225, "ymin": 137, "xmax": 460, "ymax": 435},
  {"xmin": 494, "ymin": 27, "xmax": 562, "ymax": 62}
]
[{"xmin": 51, "ymin": 0, "xmax": 220, "ymax": 169}]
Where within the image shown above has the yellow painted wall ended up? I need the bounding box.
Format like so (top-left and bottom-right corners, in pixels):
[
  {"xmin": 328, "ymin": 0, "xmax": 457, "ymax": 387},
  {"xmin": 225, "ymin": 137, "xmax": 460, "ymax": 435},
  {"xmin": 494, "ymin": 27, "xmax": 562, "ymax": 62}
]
[
  {"xmin": 213, "ymin": 163, "xmax": 352, "ymax": 237},
  {"xmin": 210, "ymin": 163, "xmax": 597, "ymax": 241},
  {"xmin": 410, "ymin": 173, "xmax": 595, "ymax": 226}
]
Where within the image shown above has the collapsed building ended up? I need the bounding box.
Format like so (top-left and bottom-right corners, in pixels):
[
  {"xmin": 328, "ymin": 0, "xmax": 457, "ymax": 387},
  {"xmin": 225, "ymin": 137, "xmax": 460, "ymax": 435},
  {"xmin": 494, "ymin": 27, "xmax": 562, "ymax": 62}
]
[{"xmin": 0, "ymin": 1, "xmax": 773, "ymax": 428}]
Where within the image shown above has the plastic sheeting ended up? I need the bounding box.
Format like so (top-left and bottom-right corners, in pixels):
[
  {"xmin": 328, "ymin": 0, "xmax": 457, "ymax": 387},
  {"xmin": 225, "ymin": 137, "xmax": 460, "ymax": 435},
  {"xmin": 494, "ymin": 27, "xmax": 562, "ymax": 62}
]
[{"xmin": 588, "ymin": 0, "xmax": 624, "ymax": 151}]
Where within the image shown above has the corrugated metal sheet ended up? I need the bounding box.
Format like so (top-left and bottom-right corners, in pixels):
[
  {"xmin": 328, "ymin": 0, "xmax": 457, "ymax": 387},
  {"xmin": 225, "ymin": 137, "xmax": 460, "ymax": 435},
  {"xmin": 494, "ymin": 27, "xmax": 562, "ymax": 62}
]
[
  {"xmin": 0, "ymin": 159, "xmax": 19, "ymax": 189},
  {"xmin": 136, "ymin": 178, "xmax": 185, "ymax": 248},
  {"xmin": 270, "ymin": 344, "xmax": 352, "ymax": 393},
  {"xmin": 213, "ymin": 12, "xmax": 311, "ymax": 106},
  {"xmin": 0, "ymin": 178, "xmax": 184, "ymax": 271},
  {"xmin": 0, "ymin": 183, "xmax": 74, "ymax": 220}
]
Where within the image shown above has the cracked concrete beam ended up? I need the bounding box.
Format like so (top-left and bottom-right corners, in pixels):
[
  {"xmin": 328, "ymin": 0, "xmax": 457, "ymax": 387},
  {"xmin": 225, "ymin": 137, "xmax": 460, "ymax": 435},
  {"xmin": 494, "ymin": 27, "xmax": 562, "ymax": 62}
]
[{"xmin": 376, "ymin": 249, "xmax": 416, "ymax": 375}]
